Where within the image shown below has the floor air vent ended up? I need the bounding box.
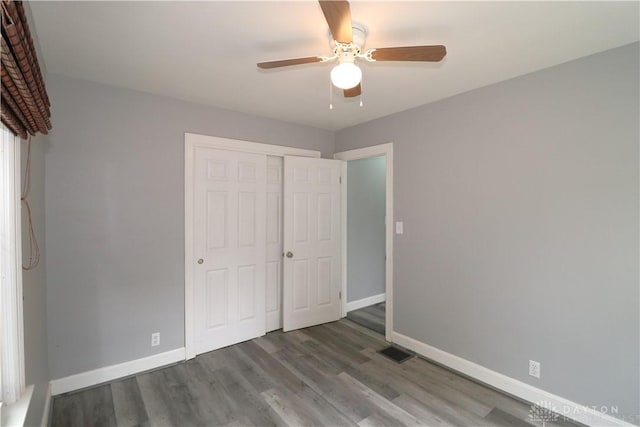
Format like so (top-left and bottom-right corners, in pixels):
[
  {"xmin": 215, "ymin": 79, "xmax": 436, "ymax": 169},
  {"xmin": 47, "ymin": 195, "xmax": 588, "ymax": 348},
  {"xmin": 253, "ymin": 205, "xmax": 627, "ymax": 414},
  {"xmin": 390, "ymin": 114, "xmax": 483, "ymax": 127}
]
[{"xmin": 378, "ymin": 346, "xmax": 413, "ymax": 363}]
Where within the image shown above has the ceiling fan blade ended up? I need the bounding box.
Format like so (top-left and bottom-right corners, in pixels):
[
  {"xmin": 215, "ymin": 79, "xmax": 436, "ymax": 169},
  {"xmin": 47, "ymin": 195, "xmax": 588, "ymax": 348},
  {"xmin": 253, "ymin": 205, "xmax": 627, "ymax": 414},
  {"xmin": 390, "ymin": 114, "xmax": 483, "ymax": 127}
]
[
  {"xmin": 319, "ymin": 1, "xmax": 352, "ymax": 44},
  {"xmin": 343, "ymin": 83, "xmax": 361, "ymax": 98},
  {"xmin": 257, "ymin": 57, "xmax": 323, "ymax": 69},
  {"xmin": 370, "ymin": 45, "xmax": 447, "ymax": 62}
]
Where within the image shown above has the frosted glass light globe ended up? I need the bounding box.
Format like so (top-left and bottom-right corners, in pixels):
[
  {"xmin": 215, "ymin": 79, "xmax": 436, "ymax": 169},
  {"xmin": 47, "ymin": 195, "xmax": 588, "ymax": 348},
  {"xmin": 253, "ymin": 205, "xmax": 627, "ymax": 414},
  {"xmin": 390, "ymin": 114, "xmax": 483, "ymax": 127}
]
[{"xmin": 330, "ymin": 62, "xmax": 362, "ymax": 90}]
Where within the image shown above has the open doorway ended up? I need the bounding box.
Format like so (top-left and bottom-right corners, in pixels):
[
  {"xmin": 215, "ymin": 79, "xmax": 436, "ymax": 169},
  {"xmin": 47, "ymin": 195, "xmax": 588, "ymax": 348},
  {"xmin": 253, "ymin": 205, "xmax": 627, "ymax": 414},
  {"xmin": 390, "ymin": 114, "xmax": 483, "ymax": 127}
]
[
  {"xmin": 335, "ymin": 143, "xmax": 393, "ymax": 340},
  {"xmin": 344, "ymin": 156, "xmax": 386, "ymax": 334}
]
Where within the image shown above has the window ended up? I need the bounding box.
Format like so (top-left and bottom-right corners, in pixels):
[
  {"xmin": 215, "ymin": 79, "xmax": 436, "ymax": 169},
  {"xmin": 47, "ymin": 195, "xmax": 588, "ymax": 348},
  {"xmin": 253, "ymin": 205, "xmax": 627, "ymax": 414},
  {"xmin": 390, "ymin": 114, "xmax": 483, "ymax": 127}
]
[{"xmin": 0, "ymin": 122, "xmax": 25, "ymax": 405}]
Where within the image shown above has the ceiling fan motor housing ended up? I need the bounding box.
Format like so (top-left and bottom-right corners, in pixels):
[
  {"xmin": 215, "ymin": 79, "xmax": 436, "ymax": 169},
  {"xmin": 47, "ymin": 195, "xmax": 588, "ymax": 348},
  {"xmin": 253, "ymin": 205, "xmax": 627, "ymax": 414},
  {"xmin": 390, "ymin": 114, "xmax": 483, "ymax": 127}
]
[
  {"xmin": 351, "ymin": 24, "xmax": 367, "ymax": 48},
  {"xmin": 330, "ymin": 24, "xmax": 367, "ymax": 61}
]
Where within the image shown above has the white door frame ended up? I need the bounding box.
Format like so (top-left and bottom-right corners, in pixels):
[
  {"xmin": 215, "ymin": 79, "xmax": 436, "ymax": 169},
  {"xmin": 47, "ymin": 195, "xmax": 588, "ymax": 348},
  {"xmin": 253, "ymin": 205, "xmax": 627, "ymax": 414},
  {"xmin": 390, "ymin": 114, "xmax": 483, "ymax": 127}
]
[
  {"xmin": 185, "ymin": 132, "xmax": 320, "ymax": 360},
  {"xmin": 334, "ymin": 143, "xmax": 394, "ymax": 342}
]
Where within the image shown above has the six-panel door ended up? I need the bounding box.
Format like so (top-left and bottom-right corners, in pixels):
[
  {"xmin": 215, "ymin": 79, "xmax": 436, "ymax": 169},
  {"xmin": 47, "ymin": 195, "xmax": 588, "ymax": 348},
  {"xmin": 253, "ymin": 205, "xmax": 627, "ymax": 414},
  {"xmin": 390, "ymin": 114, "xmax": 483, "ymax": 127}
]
[
  {"xmin": 194, "ymin": 147, "xmax": 267, "ymax": 354},
  {"xmin": 283, "ymin": 156, "xmax": 342, "ymax": 332}
]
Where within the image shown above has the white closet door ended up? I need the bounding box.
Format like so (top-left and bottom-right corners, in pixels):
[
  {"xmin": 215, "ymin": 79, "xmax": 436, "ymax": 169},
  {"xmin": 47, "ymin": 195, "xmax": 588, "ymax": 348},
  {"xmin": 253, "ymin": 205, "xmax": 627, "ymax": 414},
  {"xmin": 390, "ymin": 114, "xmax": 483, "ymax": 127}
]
[
  {"xmin": 265, "ymin": 156, "xmax": 283, "ymax": 332},
  {"xmin": 283, "ymin": 156, "xmax": 342, "ymax": 332},
  {"xmin": 194, "ymin": 147, "xmax": 266, "ymax": 354}
]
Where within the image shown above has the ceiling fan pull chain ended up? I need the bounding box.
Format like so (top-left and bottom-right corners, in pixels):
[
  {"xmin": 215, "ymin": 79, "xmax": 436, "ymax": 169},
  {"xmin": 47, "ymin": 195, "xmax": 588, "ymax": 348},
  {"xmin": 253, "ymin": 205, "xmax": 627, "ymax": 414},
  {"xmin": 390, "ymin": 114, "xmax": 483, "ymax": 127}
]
[
  {"xmin": 329, "ymin": 77, "xmax": 333, "ymax": 110},
  {"xmin": 359, "ymin": 76, "xmax": 364, "ymax": 107}
]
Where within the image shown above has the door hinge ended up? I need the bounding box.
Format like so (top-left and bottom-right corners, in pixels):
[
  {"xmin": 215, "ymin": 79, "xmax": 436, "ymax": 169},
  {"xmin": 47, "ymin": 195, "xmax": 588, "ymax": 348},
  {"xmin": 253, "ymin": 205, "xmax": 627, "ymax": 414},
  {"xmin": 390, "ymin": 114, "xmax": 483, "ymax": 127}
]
[
  {"xmin": 339, "ymin": 176, "xmax": 342, "ymax": 184},
  {"xmin": 339, "ymin": 291, "xmax": 342, "ymax": 300}
]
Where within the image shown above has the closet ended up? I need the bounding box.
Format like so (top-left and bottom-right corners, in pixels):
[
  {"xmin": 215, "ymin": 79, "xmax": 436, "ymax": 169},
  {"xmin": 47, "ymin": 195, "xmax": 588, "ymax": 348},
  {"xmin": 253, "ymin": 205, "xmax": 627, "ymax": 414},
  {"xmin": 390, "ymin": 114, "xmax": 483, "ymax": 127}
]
[{"xmin": 185, "ymin": 134, "xmax": 342, "ymax": 357}]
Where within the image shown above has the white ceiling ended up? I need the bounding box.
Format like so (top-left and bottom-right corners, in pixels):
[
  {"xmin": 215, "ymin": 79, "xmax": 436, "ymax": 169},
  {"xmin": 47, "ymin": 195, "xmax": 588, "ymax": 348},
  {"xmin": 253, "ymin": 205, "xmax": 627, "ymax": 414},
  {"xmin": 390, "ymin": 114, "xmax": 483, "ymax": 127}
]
[{"xmin": 29, "ymin": 1, "xmax": 639, "ymax": 131}]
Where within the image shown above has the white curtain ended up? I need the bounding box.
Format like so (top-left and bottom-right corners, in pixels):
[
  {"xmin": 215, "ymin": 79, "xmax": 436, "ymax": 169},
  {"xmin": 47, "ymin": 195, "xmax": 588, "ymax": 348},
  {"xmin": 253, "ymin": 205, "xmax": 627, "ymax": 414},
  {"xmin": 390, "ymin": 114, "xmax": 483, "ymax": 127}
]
[{"xmin": 0, "ymin": 122, "xmax": 25, "ymax": 404}]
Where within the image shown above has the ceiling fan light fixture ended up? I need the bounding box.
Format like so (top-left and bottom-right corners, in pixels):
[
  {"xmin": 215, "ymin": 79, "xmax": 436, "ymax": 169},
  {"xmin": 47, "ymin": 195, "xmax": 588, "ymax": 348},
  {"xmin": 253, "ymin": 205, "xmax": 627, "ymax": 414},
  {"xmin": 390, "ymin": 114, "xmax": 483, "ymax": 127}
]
[{"xmin": 330, "ymin": 62, "xmax": 362, "ymax": 90}]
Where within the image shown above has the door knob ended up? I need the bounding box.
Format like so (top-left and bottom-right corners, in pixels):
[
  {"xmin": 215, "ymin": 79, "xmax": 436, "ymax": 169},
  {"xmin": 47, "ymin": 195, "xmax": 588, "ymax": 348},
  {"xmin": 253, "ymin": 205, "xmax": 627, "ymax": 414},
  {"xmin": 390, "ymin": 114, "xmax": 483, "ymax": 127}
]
[
  {"xmin": 197, "ymin": 258, "xmax": 204, "ymax": 264},
  {"xmin": 286, "ymin": 252, "xmax": 294, "ymax": 258}
]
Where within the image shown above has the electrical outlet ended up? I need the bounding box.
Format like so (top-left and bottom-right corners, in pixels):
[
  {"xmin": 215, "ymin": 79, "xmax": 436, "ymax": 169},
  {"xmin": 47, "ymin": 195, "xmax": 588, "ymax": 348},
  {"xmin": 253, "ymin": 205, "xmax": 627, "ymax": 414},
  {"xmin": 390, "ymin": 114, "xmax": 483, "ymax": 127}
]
[
  {"xmin": 151, "ymin": 332, "xmax": 160, "ymax": 347},
  {"xmin": 529, "ymin": 360, "xmax": 541, "ymax": 378}
]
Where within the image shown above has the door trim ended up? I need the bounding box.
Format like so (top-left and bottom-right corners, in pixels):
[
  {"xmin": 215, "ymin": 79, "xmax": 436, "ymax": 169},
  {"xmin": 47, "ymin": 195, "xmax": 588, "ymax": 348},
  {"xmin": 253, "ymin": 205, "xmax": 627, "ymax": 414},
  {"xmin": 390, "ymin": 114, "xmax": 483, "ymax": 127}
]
[
  {"xmin": 334, "ymin": 143, "xmax": 394, "ymax": 342},
  {"xmin": 185, "ymin": 133, "xmax": 320, "ymax": 360}
]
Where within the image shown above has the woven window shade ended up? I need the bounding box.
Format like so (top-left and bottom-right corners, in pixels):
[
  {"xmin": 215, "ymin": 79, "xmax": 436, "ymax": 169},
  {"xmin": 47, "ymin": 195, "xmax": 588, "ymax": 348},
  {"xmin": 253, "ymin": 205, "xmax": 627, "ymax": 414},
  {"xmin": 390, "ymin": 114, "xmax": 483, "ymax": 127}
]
[{"xmin": 1, "ymin": 0, "xmax": 51, "ymax": 139}]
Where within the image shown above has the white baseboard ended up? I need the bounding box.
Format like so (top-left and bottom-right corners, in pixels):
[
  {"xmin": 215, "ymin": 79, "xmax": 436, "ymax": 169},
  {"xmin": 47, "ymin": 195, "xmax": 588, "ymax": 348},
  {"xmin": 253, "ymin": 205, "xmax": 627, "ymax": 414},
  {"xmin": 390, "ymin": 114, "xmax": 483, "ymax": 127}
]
[
  {"xmin": 40, "ymin": 383, "xmax": 51, "ymax": 427},
  {"xmin": 346, "ymin": 293, "xmax": 386, "ymax": 313},
  {"xmin": 391, "ymin": 332, "xmax": 637, "ymax": 427},
  {"xmin": 50, "ymin": 347, "xmax": 186, "ymax": 396}
]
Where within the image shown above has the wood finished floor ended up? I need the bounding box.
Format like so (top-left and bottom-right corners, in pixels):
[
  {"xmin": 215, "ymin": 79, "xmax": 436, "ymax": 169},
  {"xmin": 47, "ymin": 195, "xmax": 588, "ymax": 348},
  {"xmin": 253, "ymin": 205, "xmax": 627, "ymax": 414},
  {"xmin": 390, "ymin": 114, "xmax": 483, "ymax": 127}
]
[
  {"xmin": 50, "ymin": 319, "xmax": 578, "ymax": 427},
  {"xmin": 346, "ymin": 302, "xmax": 385, "ymax": 335}
]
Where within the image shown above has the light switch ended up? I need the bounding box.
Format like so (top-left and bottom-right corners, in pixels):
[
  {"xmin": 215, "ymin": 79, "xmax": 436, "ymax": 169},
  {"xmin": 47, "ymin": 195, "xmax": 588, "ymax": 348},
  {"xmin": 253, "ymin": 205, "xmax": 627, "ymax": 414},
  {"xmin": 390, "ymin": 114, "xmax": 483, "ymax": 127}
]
[{"xmin": 395, "ymin": 221, "xmax": 404, "ymax": 234}]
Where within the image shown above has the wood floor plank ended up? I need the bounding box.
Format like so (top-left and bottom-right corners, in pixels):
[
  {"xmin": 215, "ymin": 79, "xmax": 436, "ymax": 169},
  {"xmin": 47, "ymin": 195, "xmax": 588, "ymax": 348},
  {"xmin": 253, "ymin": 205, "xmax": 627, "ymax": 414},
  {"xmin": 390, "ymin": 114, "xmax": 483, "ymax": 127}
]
[
  {"xmin": 360, "ymin": 347, "xmax": 495, "ymax": 417},
  {"xmin": 259, "ymin": 329, "xmax": 312, "ymax": 355},
  {"xmin": 348, "ymin": 317, "xmax": 384, "ymax": 335},
  {"xmin": 302, "ymin": 326, "xmax": 371, "ymax": 365},
  {"xmin": 196, "ymin": 348, "xmax": 287, "ymax": 426},
  {"xmin": 306, "ymin": 323, "xmax": 370, "ymax": 353},
  {"xmin": 273, "ymin": 346, "xmax": 340, "ymax": 394},
  {"xmin": 352, "ymin": 353, "xmax": 490, "ymax": 426},
  {"xmin": 335, "ymin": 372, "xmax": 423, "ymax": 426},
  {"xmin": 110, "ymin": 377, "xmax": 150, "ymax": 427},
  {"xmin": 136, "ymin": 370, "xmax": 176, "ymax": 426},
  {"xmin": 253, "ymin": 335, "xmax": 280, "ymax": 354},
  {"xmin": 299, "ymin": 338, "xmax": 354, "ymax": 372},
  {"xmin": 283, "ymin": 328, "xmax": 313, "ymax": 344},
  {"xmin": 343, "ymin": 363, "xmax": 402, "ymax": 401},
  {"xmin": 323, "ymin": 320, "xmax": 388, "ymax": 350},
  {"xmin": 262, "ymin": 387, "xmax": 357, "ymax": 427},
  {"xmin": 346, "ymin": 303, "xmax": 386, "ymax": 335},
  {"xmin": 236, "ymin": 340, "xmax": 307, "ymax": 394},
  {"xmin": 272, "ymin": 354, "xmax": 382, "ymax": 424},
  {"xmin": 271, "ymin": 344, "xmax": 381, "ymax": 425},
  {"xmin": 340, "ymin": 317, "xmax": 390, "ymax": 342},
  {"xmin": 400, "ymin": 350, "xmax": 534, "ymax": 420},
  {"xmin": 208, "ymin": 345, "xmax": 275, "ymax": 393},
  {"xmin": 272, "ymin": 341, "xmax": 402, "ymax": 426},
  {"xmin": 277, "ymin": 352, "xmax": 375, "ymax": 424},
  {"xmin": 484, "ymin": 407, "xmax": 536, "ymax": 427},
  {"xmin": 205, "ymin": 365, "xmax": 285, "ymax": 426},
  {"xmin": 182, "ymin": 358, "xmax": 237, "ymax": 425},
  {"xmin": 197, "ymin": 347, "xmax": 232, "ymax": 371},
  {"xmin": 392, "ymin": 394, "xmax": 455, "ymax": 426},
  {"xmin": 51, "ymin": 320, "xmax": 585, "ymax": 427},
  {"xmin": 51, "ymin": 394, "xmax": 85, "ymax": 427},
  {"xmin": 80, "ymin": 384, "xmax": 117, "ymax": 427},
  {"xmin": 261, "ymin": 388, "xmax": 310, "ymax": 426},
  {"xmin": 160, "ymin": 364, "xmax": 208, "ymax": 426},
  {"xmin": 357, "ymin": 411, "xmax": 400, "ymax": 427}
]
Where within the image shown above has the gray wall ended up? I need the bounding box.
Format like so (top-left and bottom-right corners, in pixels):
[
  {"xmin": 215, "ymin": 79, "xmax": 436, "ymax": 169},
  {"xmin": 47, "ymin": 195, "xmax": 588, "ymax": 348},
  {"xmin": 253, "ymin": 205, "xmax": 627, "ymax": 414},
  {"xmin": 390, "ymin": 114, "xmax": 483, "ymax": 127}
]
[
  {"xmin": 22, "ymin": 134, "xmax": 50, "ymax": 426},
  {"xmin": 44, "ymin": 73, "xmax": 335, "ymax": 379},
  {"xmin": 335, "ymin": 43, "xmax": 639, "ymax": 420},
  {"xmin": 347, "ymin": 156, "xmax": 386, "ymax": 303}
]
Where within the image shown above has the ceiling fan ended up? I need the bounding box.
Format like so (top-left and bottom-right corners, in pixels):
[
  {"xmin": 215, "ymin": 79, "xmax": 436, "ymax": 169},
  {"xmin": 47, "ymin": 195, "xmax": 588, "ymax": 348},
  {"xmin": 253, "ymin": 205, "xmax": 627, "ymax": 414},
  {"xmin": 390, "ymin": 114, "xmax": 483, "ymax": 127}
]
[{"xmin": 257, "ymin": 0, "xmax": 447, "ymax": 99}]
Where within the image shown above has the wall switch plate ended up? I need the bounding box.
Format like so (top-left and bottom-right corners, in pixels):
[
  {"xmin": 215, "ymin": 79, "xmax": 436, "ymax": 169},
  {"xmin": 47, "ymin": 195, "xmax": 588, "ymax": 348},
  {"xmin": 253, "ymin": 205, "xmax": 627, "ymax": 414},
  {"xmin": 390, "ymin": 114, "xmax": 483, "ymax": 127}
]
[
  {"xmin": 151, "ymin": 332, "xmax": 160, "ymax": 347},
  {"xmin": 529, "ymin": 360, "xmax": 541, "ymax": 378},
  {"xmin": 395, "ymin": 221, "xmax": 404, "ymax": 234}
]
